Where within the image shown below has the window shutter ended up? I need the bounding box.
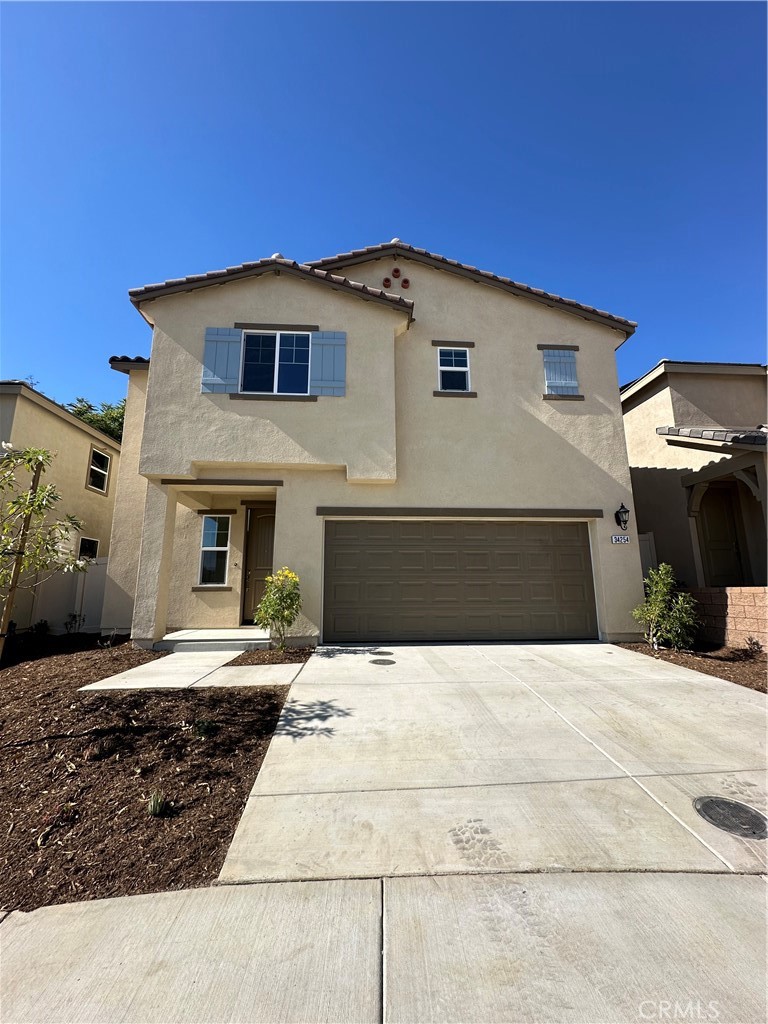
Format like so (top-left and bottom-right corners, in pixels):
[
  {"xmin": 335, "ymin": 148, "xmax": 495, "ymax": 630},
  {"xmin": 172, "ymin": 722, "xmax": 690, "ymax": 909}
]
[
  {"xmin": 202, "ymin": 328, "xmax": 242, "ymax": 393},
  {"xmin": 309, "ymin": 332, "xmax": 346, "ymax": 397}
]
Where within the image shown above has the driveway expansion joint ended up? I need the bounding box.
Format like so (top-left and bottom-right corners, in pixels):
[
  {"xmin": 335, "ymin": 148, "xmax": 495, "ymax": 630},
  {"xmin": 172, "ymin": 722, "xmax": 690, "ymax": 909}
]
[{"xmin": 469, "ymin": 645, "xmax": 741, "ymax": 873}]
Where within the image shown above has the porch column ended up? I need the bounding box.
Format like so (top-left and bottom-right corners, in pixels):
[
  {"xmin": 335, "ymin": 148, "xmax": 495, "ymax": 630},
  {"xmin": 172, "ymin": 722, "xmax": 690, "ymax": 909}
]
[{"xmin": 132, "ymin": 482, "xmax": 176, "ymax": 645}]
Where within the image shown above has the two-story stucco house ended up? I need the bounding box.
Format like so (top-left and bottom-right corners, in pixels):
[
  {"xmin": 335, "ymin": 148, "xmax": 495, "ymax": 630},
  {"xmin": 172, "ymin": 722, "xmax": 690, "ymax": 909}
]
[
  {"xmin": 102, "ymin": 240, "xmax": 644, "ymax": 646},
  {"xmin": 1, "ymin": 380, "xmax": 121, "ymax": 633}
]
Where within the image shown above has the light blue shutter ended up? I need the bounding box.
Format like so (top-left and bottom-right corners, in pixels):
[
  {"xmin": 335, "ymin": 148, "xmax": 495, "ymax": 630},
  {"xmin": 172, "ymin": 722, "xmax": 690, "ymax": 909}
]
[
  {"xmin": 201, "ymin": 328, "xmax": 242, "ymax": 393},
  {"xmin": 309, "ymin": 332, "xmax": 347, "ymax": 396}
]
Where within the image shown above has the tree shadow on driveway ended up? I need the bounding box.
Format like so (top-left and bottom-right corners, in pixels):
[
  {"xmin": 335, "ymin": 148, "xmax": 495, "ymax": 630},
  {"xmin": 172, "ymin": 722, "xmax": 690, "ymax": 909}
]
[{"xmin": 274, "ymin": 698, "xmax": 353, "ymax": 740}]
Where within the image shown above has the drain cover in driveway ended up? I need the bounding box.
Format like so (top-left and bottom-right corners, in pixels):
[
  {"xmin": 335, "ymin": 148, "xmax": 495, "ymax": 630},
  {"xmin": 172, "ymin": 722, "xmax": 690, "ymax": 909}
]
[
  {"xmin": 370, "ymin": 658, "xmax": 396, "ymax": 665},
  {"xmin": 693, "ymin": 797, "xmax": 768, "ymax": 839}
]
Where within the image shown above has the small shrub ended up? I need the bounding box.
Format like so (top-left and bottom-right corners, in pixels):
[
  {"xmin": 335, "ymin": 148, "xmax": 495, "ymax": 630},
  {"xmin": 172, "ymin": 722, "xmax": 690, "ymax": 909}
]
[
  {"xmin": 64, "ymin": 612, "xmax": 85, "ymax": 634},
  {"xmin": 254, "ymin": 567, "xmax": 302, "ymax": 651},
  {"xmin": 147, "ymin": 790, "xmax": 168, "ymax": 818},
  {"xmin": 193, "ymin": 718, "xmax": 218, "ymax": 739},
  {"xmin": 29, "ymin": 619, "xmax": 49, "ymax": 635},
  {"xmin": 632, "ymin": 563, "xmax": 699, "ymax": 651},
  {"xmin": 744, "ymin": 636, "xmax": 764, "ymax": 659}
]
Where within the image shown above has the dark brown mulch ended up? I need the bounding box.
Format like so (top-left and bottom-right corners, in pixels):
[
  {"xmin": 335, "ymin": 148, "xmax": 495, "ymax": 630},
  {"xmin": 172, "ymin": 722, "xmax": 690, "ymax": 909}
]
[
  {"xmin": 228, "ymin": 646, "xmax": 314, "ymax": 666},
  {"xmin": 618, "ymin": 642, "xmax": 767, "ymax": 693},
  {"xmin": 0, "ymin": 638, "xmax": 288, "ymax": 912}
]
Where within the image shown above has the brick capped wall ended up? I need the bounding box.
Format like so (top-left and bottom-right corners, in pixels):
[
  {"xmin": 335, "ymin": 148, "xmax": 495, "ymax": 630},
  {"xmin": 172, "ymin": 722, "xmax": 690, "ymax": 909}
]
[{"xmin": 688, "ymin": 587, "xmax": 768, "ymax": 649}]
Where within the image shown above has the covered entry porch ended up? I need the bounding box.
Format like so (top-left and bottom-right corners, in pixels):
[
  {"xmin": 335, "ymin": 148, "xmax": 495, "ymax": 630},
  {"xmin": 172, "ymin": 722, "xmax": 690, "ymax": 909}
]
[
  {"xmin": 681, "ymin": 449, "xmax": 766, "ymax": 587},
  {"xmin": 131, "ymin": 476, "xmax": 281, "ymax": 646}
]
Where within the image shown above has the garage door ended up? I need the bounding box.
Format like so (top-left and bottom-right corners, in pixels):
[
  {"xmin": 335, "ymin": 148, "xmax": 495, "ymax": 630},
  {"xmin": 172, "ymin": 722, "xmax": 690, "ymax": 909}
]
[{"xmin": 323, "ymin": 519, "xmax": 598, "ymax": 642}]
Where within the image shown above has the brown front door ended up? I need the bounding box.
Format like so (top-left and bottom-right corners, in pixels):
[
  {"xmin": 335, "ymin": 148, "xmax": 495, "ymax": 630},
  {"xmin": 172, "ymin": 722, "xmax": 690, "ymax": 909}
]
[
  {"xmin": 242, "ymin": 506, "xmax": 275, "ymax": 623},
  {"xmin": 698, "ymin": 483, "xmax": 746, "ymax": 586}
]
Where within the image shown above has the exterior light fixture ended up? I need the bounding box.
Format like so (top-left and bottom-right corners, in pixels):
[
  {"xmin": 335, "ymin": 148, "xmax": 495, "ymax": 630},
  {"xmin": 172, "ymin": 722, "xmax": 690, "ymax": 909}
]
[{"xmin": 615, "ymin": 503, "xmax": 630, "ymax": 531}]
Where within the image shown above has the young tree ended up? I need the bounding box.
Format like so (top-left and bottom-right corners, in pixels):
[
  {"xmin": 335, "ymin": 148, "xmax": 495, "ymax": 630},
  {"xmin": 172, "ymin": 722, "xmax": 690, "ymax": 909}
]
[
  {"xmin": 254, "ymin": 567, "xmax": 302, "ymax": 651},
  {"xmin": 0, "ymin": 445, "xmax": 86, "ymax": 659},
  {"xmin": 66, "ymin": 397, "xmax": 126, "ymax": 442}
]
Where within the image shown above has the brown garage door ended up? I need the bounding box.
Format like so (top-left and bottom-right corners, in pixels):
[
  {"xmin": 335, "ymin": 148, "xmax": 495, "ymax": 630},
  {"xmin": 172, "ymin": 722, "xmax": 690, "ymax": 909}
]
[{"xmin": 323, "ymin": 519, "xmax": 598, "ymax": 643}]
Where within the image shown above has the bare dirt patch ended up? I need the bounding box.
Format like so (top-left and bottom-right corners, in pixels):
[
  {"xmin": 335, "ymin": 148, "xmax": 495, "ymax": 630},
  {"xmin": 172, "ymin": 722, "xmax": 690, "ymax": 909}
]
[
  {"xmin": 0, "ymin": 637, "xmax": 288, "ymax": 912},
  {"xmin": 618, "ymin": 642, "xmax": 766, "ymax": 693}
]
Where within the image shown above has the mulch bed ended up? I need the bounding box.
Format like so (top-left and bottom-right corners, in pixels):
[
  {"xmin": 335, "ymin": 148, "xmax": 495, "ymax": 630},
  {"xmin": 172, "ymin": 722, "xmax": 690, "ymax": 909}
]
[
  {"xmin": 0, "ymin": 637, "xmax": 289, "ymax": 912},
  {"xmin": 618, "ymin": 642, "xmax": 767, "ymax": 693},
  {"xmin": 228, "ymin": 646, "xmax": 314, "ymax": 666}
]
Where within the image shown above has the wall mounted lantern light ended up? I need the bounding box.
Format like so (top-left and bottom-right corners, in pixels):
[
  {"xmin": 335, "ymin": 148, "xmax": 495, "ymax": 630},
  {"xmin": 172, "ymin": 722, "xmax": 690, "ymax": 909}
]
[{"xmin": 614, "ymin": 503, "xmax": 631, "ymax": 531}]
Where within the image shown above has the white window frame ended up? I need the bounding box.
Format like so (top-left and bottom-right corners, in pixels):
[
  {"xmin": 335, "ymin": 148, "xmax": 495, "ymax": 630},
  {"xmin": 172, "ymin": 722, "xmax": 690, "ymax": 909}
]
[
  {"xmin": 542, "ymin": 348, "xmax": 580, "ymax": 396},
  {"xmin": 437, "ymin": 347, "xmax": 471, "ymax": 393},
  {"xmin": 240, "ymin": 331, "xmax": 312, "ymax": 396},
  {"xmin": 198, "ymin": 515, "xmax": 231, "ymax": 587},
  {"xmin": 86, "ymin": 447, "xmax": 111, "ymax": 494},
  {"xmin": 78, "ymin": 536, "xmax": 99, "ymax": 560}
]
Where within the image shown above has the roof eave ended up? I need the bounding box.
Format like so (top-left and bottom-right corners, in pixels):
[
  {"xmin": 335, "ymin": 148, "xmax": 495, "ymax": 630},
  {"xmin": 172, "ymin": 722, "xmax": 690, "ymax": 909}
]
[
  {"xmin": 308, "ymin": 244, "xmax": 635, "ymax": 340},
  {"xmin": 129, "ymin": 262, "xmax": 414, "ymax": 324}
]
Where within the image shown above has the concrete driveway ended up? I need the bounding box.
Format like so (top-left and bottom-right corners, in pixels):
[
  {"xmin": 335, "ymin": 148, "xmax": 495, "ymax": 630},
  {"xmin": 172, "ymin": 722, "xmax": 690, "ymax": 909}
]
[
  {"xmin": 221, "ymin": 643, "xmax": 766, "ymax": 880},
  {"xmin": 3, "ymin": 643, "xmax": 766, "ymax": 1024}
]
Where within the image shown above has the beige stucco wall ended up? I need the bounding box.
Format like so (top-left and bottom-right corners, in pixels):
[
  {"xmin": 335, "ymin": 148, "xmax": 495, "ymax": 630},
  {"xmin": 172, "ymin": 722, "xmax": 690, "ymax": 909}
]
[
  {"xmin": 119, "ymin": 259, "xmax": 644, "ymax": 642},
  {"xmin": 138, "ymin": 275, "xmax": 408, "ymax": 483},
  {"xmin": 1, "ymin": 387, "xmax": 120, "ymax": 556},
  {"xmin": 670, "ymin": 372, "xmax": 766, "ymax": 428},
  {"xmin": 622, "ymin": 367, "xmax": 767, "ymax": 588},
  {"xmin": 1, "ymin": 385, "xmax": 121, "ymax": 631},
  {"xmin": 100, "ymin": 369, "xmax": 149, "ymax": 632}
]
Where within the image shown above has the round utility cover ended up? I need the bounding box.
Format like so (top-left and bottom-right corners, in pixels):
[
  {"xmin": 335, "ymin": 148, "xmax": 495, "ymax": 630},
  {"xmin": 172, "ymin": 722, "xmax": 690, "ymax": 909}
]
[
  {"xmin": 693, "ymin": 797, "xmax": 767, "ymax": 839},
  {"xmin": 370, "ymin": 658, "xmax": 396, "ymax": 665}
]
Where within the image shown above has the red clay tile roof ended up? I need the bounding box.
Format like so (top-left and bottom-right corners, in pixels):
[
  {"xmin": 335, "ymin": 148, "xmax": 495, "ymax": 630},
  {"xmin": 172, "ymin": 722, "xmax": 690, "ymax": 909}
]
[
  {"xmin": 307, "ymin": 240, "xmax": 637, "ymax": 335},
  {"xmin": 128, "ymin": 257, "xmax": 414, "ymax": 319}
]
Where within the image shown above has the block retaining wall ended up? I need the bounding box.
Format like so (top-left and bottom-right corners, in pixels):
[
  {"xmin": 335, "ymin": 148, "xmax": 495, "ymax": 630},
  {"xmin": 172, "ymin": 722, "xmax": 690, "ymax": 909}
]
[{"xmin": 688, "ymin": 586, "xmax": 767, "ymax": 649}]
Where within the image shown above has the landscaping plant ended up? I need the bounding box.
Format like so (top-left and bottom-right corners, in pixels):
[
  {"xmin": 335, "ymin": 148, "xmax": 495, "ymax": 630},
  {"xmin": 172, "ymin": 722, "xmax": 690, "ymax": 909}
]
[
  {"xmin": 632, "ymin": 562, "xmax": 699, "ymax": 651},
  {"xmin": 254, "ymin": 566, "xmax": 302, "ymax": 651},
  {"xmin": 0, "ymin": 445, "xmax": 85, "ymax": 660}
]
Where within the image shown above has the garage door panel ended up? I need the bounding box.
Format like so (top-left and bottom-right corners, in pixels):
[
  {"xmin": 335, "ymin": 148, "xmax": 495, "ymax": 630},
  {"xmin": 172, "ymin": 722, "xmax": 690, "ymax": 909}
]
[{"xmin": 323, "ymin": 520, "xmax": 598, "ymax": 642}]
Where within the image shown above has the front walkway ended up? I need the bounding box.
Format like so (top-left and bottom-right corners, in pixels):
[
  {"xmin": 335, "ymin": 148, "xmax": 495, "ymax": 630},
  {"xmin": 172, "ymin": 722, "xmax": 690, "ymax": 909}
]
[{"xmin": 4, "ymin": 644, "xmax": 766, "ymax": 1023}]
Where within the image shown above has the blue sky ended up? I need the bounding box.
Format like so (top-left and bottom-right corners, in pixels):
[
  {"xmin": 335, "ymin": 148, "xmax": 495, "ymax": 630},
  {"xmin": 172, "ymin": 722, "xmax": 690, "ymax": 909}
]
[{"xmin": 2, "ymin": 1, "xmax": 765, "ymax": 406}]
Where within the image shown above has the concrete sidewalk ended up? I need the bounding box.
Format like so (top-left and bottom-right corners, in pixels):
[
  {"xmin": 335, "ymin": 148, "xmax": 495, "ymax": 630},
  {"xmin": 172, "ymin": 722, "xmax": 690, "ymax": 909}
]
[{"xmin": 2, "ymin": 874, "xmax": 765, "ymax": 1023}]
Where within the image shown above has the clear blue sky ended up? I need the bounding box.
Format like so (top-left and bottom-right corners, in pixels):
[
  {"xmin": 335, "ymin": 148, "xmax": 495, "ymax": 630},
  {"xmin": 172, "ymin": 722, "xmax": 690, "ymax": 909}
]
[{"xmin": 2, "ymin": 1, "xmax": 765, "ymax": 407}]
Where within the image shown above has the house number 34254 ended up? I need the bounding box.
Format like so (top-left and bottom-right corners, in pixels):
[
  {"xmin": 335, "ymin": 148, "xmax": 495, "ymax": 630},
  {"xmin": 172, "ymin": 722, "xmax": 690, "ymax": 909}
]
[{"xmin": 611, "ymin": 535, "xmax": 630, "ymax": 544}]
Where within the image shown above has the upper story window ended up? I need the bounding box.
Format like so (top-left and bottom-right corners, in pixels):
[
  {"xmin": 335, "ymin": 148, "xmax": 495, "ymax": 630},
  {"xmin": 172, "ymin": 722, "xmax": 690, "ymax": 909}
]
[
  {"xmin": 542, "ymin": 348, "xmax": 580, "ymax": 397},
  {"xmin": 87, "ymin": 447, "xmax": 110, "ymax": 494},
  {"xmin": 242, "ymin": 332, "xmax": 311, "ymax": 395},
  {"xmin": 78, "ymin": 537, "xmax": 99, "ymax": 560},
  {"xmin": 199, "ymin": 515, "xmax": 231, "ymax": 586},
  {"xmin": 438, "ymin": 347, "xmax": 470, "ymax": 392}
]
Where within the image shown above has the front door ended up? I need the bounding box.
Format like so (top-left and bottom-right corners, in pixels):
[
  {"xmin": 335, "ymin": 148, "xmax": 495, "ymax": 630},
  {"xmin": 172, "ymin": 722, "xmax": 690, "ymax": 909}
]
[
  {"xmin": 698, "ymin": 483, "xmax": 746, "ymax": 586},
  {"xmin": 242, "ymin": 506, "xmax": 275, "ymax": 623}
]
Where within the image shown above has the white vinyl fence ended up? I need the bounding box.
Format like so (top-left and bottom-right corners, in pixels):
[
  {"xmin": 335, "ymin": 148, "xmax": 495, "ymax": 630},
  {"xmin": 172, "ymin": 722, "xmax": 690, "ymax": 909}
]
[{"xmin": 12, "ymin": 558, "xmax": 108, "ymax": 635}]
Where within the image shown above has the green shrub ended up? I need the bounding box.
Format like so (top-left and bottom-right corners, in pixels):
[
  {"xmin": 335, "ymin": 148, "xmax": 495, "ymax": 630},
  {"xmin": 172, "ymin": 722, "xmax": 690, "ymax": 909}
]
[
  {"xmin": 254, "ymin": 567, "xmax": 302, "ymax": 651},
  {"xmin": 632, "ymin": 563, "xmax": 699, "ymax": 651}
]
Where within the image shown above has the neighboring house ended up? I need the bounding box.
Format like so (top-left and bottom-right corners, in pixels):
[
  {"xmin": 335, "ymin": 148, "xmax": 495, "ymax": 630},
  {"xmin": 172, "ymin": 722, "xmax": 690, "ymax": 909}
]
[
  {"xmin": 621, "ymin": 360, "xmax": 767, "ymax": 587},
  {"xmin": 0, "ymin": 380, "xmax": 121, "ymax": 633},
  {"xmin": 102, "ymin": 240, "xmax": 645, "ymax": 646}
]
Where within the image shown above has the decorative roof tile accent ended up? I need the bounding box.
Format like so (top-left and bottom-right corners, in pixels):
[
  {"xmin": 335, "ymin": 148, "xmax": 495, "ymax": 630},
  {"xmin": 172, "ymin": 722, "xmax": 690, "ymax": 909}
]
[
  {"xmin": 656, "ymin": 425, "xmax": 767, "ymax": 446},
  {"xmin": 128, "ymin": 258, "xmax": 414, "ymax": 319},
  {"xmin": 307, "ymin": 241, "xmax": 636, "ymax": 334}
]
